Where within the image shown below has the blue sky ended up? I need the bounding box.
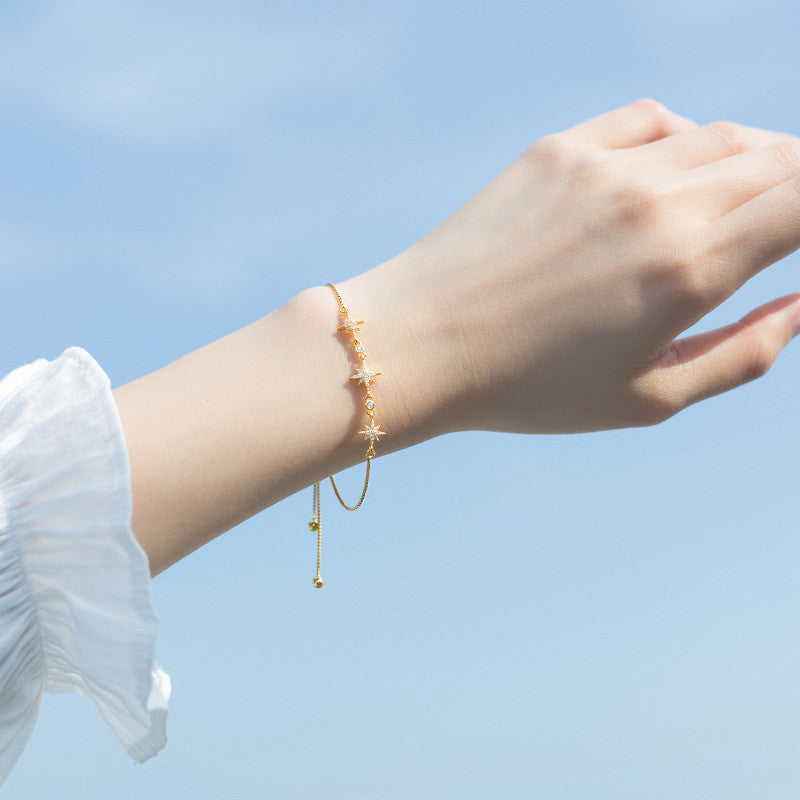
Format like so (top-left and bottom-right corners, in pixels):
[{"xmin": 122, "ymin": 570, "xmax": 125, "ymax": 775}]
[{"xmin": 2, "ymin": 1, "xmax": 800, "ymax": 797}]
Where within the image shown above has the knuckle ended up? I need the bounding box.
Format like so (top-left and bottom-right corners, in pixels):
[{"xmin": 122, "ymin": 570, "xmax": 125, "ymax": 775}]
[
  {"xmin": 630, "ymin": 97, "xmax": 670, "ymax": 120},
  {"xmin": 525, "ymin": 132, "xmax": 570, "ymax": 165},
  {"xmin": 741, "ymin": 336, "xmax": 775, "ymax": 383},
  {"xmin": 629, "ymin": 97, "xmax": 678, "ymax": 138},
  {"xmin": 769, "ymin": 139, "xmax": 800, "ymax": 176},
  {"xmin": 705, "ymin": 119, "xmax": 747, "ymax": 156},
  {"xmin": 668, "ymin": 257, "xmax": 720, "ymax": 310},
  {"xmin": 610, "ymin": 177, "xmax": 667, "ymax": 221},
  {"xmin": 570, "ymin": 149, "xmax": 614, "ymax": 184},
  {"xmin": 524, "ymin": 134, "xmax": 612, "ymax": 183},
  {"xmin": 683, "ymin": 239, "xmax": 737, "ymax": 306},
  {"xmin": 647, "ymin": 245, "xmax": 721, "ymax": 313},
  {"xmin": 669, "ymin": 254, "xmax": 703, "ymax": 294}
]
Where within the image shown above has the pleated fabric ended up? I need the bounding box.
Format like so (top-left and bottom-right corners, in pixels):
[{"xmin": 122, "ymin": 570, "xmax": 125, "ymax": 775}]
[{"xmin": 0, "ymin": 346, "xmax": 169, "ymax": 786}]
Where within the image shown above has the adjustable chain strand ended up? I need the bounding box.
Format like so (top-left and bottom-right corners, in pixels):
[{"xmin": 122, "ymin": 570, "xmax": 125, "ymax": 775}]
[
  {"xmin": 307, "ymin": 282, "xmax": 385, "ymax": 588},
  {"xmin": 308, "ymin": 481, "xmax": 322, "ymax": 587}
]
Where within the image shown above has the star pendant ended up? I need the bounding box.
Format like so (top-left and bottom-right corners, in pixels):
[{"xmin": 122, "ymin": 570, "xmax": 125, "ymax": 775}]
[
  {"xmin": 338, "ymin": 316, "xmax": 366, "ymax": 333},
  {"xmin": 360, "ymin": 421, "xmax": 386, "ymax": 442},
  {"xmin": 351, "ymin": 366, "xmax": 381, "ymax": 387}
]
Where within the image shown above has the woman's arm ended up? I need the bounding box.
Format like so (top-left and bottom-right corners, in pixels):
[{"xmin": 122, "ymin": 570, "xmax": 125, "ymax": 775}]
[
  {"xmin": 112, "ymin": 272, "xmax": 456, "ymax": 578},
  {"xmin": 115, "ymin": 98, "xmax": 800, "ymax": 578}
]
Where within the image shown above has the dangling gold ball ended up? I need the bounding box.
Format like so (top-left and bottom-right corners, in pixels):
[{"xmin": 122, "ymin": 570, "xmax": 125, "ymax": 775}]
[
  {"xmin": 313, "ymin": 576, "xmax": 324, "ymax": 588},
  {"xmin": 308, "ymin": 520, "xmax": 319, "ymax": 531}
]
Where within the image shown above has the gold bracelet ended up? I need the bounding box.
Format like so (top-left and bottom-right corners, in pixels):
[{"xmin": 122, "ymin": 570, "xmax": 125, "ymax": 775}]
[{"xmin": 307, "ymin": 282, "xmax": 385, "ymax": 588}]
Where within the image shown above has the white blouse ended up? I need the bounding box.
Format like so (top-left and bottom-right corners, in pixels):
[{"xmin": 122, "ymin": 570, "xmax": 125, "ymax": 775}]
[{"xmin": 0, "ymin": 346, "xmax": 169, "ymax": 786}]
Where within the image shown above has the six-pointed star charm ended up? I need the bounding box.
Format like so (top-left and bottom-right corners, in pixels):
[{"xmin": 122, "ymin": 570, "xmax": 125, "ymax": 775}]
[
  {"xmin": 338, "ymin": 315, "xmax": 366, "ymax": 333},
  {"xmin": 351, "ymin": 366, "xmax": 381, "ymax": 387},
  {"xmin": 360, "ymin": 421, "xmax": 386, "ymax": 442}
]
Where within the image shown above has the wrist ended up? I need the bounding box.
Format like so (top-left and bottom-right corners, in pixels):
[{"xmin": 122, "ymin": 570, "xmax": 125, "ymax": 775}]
[{"xmin": 295, "ymin": 255, "xmax": 463, "ymax": 463}]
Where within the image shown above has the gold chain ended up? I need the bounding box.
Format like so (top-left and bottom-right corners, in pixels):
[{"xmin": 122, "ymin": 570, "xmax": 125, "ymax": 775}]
[{"xmin": 307, "ymin": 282, "xmax": 385, "ymax": 588}]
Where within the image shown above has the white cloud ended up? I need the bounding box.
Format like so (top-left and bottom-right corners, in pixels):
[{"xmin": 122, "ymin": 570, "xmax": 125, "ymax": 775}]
[
  {"xmin": 0, "ymin": 3, "xmax": 415, "ymax": 300},
  {"xmin": 0, "ymin": 1, "xmax": 406, "ymax": 144}
]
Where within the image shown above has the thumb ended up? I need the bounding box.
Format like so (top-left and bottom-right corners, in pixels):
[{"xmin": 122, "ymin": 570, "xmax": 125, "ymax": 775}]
[{"xmin": 643, "ymin": 292, "xmax": 800, "ymax": 413}]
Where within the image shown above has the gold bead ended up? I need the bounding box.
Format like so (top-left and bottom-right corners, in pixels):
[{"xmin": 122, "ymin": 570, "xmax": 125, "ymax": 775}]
[
  {"xmin": 313, "ymin": 576, "xmax": 324, "ymax": 588},
  {"xmin": 308, "ymin": 520, "xmax": 319, "ymax": 531}
]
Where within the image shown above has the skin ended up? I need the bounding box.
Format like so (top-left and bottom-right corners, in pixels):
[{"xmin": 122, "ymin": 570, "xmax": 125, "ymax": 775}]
[{"xmin": 113, "ymin": 98, "xmax": 800, "ymax": 578}]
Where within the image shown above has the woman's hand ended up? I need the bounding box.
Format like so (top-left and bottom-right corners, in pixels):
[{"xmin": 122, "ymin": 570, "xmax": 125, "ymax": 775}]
[
  {"xmin": 343, "ymin": 98, "xmax": 800, "ymax": 434},
  {"xmin": 115, "ymin": 97, "xmax": 800, "ymax": 575}
]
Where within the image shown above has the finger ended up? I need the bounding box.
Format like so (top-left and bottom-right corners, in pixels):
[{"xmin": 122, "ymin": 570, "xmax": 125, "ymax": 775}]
[
  {"xmin": 564, "ymin": 97, "xmax": 698, "ymax": 149},
  {"xmin": 706, "ymin": 173, "xmax": 800, "ymax": 293},
  {"xmin": 680, "ymin": 136, "xmax": 800, "ymax": 221},
  {"xmin": 624, "ymin": 119, "xmax": 795, "ymax": 170},
  {"xmin": 642, "ymin": 292, "xmax": 800, "ymax": 414}
]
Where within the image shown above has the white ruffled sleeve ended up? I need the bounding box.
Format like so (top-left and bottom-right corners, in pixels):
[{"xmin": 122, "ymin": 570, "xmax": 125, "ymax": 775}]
[{"xmin": 0, "ymin": 345, "xmax": 170, "ymax": 786}]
